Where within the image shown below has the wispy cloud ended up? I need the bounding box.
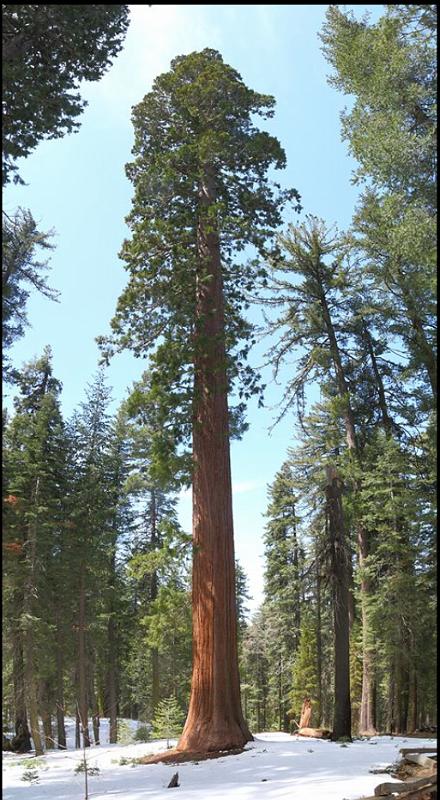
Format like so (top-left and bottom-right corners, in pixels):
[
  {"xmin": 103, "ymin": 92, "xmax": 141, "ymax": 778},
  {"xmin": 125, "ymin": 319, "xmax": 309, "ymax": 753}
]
[{"xmin": 232, "ymin": 479, "xmax": 264, "ymax": 495}]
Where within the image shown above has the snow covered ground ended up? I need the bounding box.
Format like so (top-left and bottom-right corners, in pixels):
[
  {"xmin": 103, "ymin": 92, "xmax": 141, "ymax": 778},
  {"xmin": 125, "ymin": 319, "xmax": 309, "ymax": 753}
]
[{"xmin": 2, "ymin": 720, "xmax": 436, "ymax": 800}]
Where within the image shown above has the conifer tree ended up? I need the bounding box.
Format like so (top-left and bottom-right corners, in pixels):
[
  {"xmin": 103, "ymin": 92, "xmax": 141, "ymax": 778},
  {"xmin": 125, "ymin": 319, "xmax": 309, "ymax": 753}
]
[
  {"xmin": 152, "ymin": 697, "xmax": 185, "ymax": 749},
  {"xmin": 99, "ymin": 47, "xmax": 300, "ymax": 753},
  {"xmin": 3, "ymin": 5, "xmax": 130, "ymax": 184},
  {"xmin": 3, "ymin": 348, "xmax": 66, "ymax": 754},
  {"xmin": 320, "ymin": 5, "xmax": 436, "ymax": 401},
  {"xmin": 263, "ymin": 462, "xmax": 302, "ymax": 730},
  {"xmin": 2, "ymin": 210, "xmax": 57, "ymax": 382},
  {"xmin": 68, "ymin": 371, "xmax": 113, "ymax": 748}
]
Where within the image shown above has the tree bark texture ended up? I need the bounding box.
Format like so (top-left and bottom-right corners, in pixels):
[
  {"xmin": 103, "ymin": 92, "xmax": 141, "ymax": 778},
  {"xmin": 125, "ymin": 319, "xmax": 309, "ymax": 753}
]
[
  {"xmin": 319, "ymin": 288, "xmax": 376, "ymax": 735},
  {"xmin": 78, "ymin": 562, "xmax": 90, "ymax": 747},
  {"xmin": 326, "ymin": 465, "xmax": 352, "ymax": 740},
  {"xmin": 75, "ymin": 706, "xmax": 81, "ymax": 749},
  {"xmin": 105, "ymin": 539, "xmax": 118, "ymax": 744},
  {"xmin": 24, "ymin": 477, "xmax": 43, "ymax": 755},
  {"xmin": 40, "ymin": 679, "xmax": 54, "ymax": 749},
  {"xmin": 177, "ymin": 164, "xmax": 252, "ymax": 753},
  {"xmin": 106, "ymin": 612, "xmax": 118, "ymax": 744},
  {"xmin": 150, "ymin": 492, "xmax": 160, "ymax": 714},
  {"xmin": 11, "ymin": 615, "xmax": 32, "ymax": 752},
  {"xmin": 89, "ymin": 670, "xmax": 100, "ymax": 746},
  {"xmin": 315, "ymin": 555, "xmax": 323, "ymax": 728},
  {"xmin": 55, "ymin": 615, "xmax": 66, "ymax": 749},
  {"xmin": 299, "ymin": 698, "xmax": 312, "ymax": 729}
]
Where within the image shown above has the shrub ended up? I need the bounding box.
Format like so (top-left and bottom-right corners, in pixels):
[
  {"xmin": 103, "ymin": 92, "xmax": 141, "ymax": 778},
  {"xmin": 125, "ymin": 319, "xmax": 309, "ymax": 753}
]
[
  {"xmin": 21, "ymin": 768, "xmax": 39, "ymax": 784},
  {"xmin": 116, "ymin": 719, "xmax": 134, "ymax": 745},
  {"xmin": 133, "ymin": 725, "xmax": 150, "ymax": 743}
]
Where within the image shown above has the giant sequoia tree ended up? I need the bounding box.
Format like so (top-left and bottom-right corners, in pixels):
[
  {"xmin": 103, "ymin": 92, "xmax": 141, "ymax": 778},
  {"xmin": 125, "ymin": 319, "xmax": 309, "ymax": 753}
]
[{"xmin": 99, "ymin": 48, "xmax": 300, "ymax": 753}]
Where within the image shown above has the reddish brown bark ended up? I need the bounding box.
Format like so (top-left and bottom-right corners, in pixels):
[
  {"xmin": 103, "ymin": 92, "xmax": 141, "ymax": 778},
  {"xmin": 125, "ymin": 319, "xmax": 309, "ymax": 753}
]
[
  {"xmin": 299, "ymin": 698, "xmax": 312, "ymax": 729},
  {"xmin": 176, "ymin": 165, "xmax": 252, "ymax": 753}
]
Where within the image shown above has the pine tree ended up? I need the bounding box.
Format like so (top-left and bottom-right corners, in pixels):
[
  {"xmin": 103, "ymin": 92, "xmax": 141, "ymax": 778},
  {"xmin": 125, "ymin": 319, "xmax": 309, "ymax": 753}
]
[
  {"xmin": 98, "ymin": 47, "xmax": 300, "ymax": 754},
  {"xmin": 152, "ymin": 697, "xmax": 185, "ymax": 749},
  {"xmin": 241, "ymin": 609, "xmax": 271, "ymax": 732},
  {"xmin": 68, "ymin": 371, "xmax": 114, "ymax": 748},
  {"xmin": 263, "ymin": 462, "xmax": 302, "ymax": 730},
  {"xmin": 289, "ymin": 606, "xmax": 320, "ymax": 727},
  {"xmin": 3, "ymin": 348, "xmax": 66, "ymax": 754},
  {"xmin": 320, "ymin": 5, "xmax": 436, "ymax": 402},
  {"xmin": 2, "ymin": 209, "xmax": 57, "ymax": 382}
]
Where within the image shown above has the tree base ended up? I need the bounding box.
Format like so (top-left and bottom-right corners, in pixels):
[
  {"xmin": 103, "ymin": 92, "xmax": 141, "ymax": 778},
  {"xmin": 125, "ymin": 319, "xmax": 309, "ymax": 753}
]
[
  {"xmin": 297, "ymin": 727, "xmax": 332, "ymax": 739},
  {"xmin": 139, "ymin": 745, "xmax": 249, "ymax": 765}
]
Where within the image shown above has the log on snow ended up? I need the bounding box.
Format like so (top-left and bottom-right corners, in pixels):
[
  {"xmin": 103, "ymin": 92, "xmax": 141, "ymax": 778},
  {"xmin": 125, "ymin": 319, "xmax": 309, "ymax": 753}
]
[
  {"xmin": 374, "ymin": 776, "xmax": 437, "ymax": 796},
  {"xmin": 349, "ymin": 786, "xmax": 437, "ymax": 800},
  {"xmin": 298, "ymin": 727, "xmax": 331, "ymax": 739},
  {"xmin": 404, "ymin": 754, "xmax": 436, "ymax": 769},
  {"xmin": 399, "ymin": 748, "xmax": 437, "ymax": 756}
]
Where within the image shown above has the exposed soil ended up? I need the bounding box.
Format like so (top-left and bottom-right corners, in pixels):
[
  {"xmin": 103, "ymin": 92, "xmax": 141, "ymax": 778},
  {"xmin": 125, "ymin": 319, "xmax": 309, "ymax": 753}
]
[{"xmin": 139, "ymin": 746, "xmax": 248, "ymax": 765}]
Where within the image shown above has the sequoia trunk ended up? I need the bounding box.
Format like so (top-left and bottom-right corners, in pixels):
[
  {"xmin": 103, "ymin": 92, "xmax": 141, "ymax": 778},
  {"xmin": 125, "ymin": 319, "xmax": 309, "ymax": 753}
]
[{"xmin": 177, "ymin": 164, "xmax": 252, "ymax": 753}]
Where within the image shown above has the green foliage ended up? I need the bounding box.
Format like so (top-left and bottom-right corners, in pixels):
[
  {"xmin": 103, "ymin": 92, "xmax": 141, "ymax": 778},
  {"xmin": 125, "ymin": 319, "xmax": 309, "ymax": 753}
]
[
  {"xmin": 20, "ymin": 767, "xmax": 40, "ymax": 783},
  {"xmin": 2, "ymin": 210, "xmax": 57, "ymax": 381},
  {"xmin": 320, "ymin": 5, "xmax": 437, "ymax": 406},
  {"xmin": 98, "ymin": 47, "xmax": 300, "ymax": 474},
  {"xmin": 262, "ymin": 215, "xmax": 355, "ymax": 427},
  {"xmin": 320, "ymin": 5, "xmax": 436, "ymax": 200},
  {"xmin": 289, "ymin": 607, "xmax": 320, "ymax": 722},
  {"xmin": 118, "ymin": 755, "xmax": 143, "ymax": 766},
  {"xmin": 133, "ymin": 725, "xmax": 151, "ymax": 743},
  {"xmin": 2, "ymin": 5, "xmax": 130, "ymax": 184},
  {"xmin": 74, "ymin": 761, "xmax": 100, "ymax": 776},
  {"xmin": 152, "ymin": 697, "xmax": 185, "ymax": 748},
  {"xmin": 116, "ymin": 719, "xmax": 134, "ymax": 746}
]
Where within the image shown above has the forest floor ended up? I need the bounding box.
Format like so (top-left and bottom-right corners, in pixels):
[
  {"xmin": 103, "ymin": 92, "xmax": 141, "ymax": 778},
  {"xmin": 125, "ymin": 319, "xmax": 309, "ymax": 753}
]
[{"xmin": 2, "ymin": 719, "xmax": 436, "ymax": 800}]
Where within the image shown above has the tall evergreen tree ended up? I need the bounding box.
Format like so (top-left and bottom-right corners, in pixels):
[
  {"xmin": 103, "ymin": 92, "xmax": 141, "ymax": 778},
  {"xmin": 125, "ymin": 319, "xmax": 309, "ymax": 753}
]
[
  {"xmin": 68, "ymin": 371, "xmax": 113, "ymax": 748},
  {"xmin": 320, "ymin": 5, "xmax": 436, "ymax": 402},
  {"xmin": 99, "ymin": 47, "xmax": 300, "ymax": 754},
  {"xmin": 263, "ymin": 462, "xmax": 302, "ymax": 730},
  {"xmin": 3, "ymin": 348, "xmax": 66, "ymax": 754}
]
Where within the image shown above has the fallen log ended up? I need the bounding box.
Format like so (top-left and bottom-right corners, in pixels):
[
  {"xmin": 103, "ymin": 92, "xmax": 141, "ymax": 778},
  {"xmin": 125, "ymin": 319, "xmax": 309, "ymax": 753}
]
[
  {"xmin": 357, "ymin": 782, "xmax": 436, "ymax": 800},
  {"xmin": 298, "ymin": 727, "xmax": 331, "ymax": 739},
  {"xmin": 374, "ymin": 776, "xmax": 437, "ymax": 796},
  {"xmin": 400, "ymin": 748, "xmax": 437, "ymax": 756},
  {"xmin": 404, "ymin": 754, "xmax": 436, "ymax": 769}
]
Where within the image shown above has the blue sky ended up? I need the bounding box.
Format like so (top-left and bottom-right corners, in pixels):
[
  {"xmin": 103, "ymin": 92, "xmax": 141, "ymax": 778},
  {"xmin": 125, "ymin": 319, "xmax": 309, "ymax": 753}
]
[{"xmin": 3, "ymin": 4, "xmax": 382, "ymax": 613}]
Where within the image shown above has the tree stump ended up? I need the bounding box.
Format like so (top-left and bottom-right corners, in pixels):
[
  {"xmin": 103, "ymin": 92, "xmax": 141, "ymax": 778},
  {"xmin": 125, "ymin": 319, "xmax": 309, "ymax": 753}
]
[
  {"xmin": 167, "ymin": 772, "xmax": 179, "ymax": 788},
  {"xmin": 299, "ymin": 698, "xmax": 312, "ymax": 729},
  {"xmin": 298, "ymin": 727, "xmax": 332, "ymax": 739}
]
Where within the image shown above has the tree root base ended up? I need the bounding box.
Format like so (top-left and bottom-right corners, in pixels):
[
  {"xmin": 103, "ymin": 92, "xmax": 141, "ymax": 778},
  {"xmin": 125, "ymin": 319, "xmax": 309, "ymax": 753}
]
[{"xmin": 139, "ymin": 746, "xmax": 248, "ymax": 765}]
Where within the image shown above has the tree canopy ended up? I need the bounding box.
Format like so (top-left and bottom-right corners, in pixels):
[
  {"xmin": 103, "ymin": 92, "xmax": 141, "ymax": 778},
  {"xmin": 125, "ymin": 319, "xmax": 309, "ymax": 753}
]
[{"xmin": 2, "ymin": 4, "xmax": 130, "ymax": 184}]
